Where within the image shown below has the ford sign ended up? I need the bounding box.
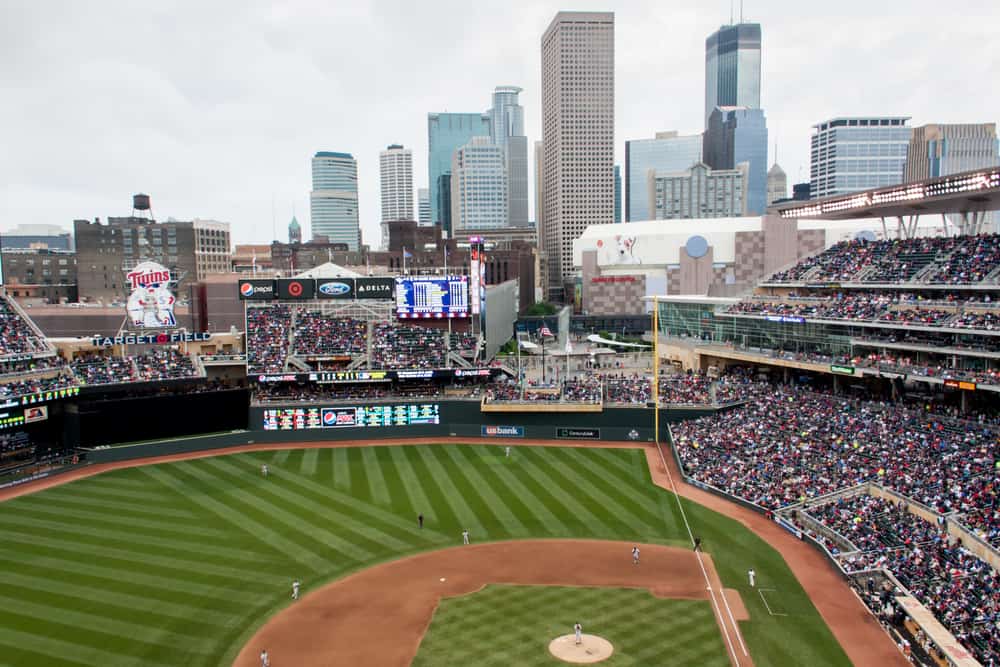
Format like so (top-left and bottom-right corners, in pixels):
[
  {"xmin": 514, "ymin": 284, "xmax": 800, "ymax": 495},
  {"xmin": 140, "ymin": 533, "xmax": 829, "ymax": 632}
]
[{"xmin": 318, "ymin": 281, "xmax": 352, "ymax": 297}]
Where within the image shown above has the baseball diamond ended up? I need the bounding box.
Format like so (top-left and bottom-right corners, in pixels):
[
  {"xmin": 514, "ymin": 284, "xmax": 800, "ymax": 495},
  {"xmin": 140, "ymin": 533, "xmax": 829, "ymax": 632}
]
[{"xmin": 0, "ymin": 441, "xmax": 899, "ymax": 667}]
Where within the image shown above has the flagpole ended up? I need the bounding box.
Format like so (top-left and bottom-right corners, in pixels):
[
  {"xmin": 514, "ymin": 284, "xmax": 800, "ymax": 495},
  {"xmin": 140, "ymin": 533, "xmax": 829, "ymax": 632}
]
[{"xmin": 541, "ymin": 326, "xmax": 546, "ymax": 384}]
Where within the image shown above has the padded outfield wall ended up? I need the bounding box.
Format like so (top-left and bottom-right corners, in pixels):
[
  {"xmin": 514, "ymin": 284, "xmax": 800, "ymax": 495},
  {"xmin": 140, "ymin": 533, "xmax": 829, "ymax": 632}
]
[{"xmin": 84, "ymin": 400, "xmax": 716, "ymax": 465}]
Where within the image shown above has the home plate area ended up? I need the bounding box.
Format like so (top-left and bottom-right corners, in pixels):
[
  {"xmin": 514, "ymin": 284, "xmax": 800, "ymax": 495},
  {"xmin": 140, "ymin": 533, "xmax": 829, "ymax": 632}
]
[{"xmin": 548, "ymin": 634, "xmax": 615, "ymax": 663}]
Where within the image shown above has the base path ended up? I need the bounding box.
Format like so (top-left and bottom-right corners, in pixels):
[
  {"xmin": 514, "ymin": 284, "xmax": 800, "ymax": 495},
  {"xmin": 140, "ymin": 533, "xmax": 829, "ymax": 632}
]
[{"xmin": 233, "ymin": 540, "xmax": 724, "ymax": 667}]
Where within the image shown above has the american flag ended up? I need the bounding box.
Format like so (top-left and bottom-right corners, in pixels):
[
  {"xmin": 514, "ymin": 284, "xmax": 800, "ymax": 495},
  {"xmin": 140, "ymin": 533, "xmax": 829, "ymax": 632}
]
[{"xmin": 539, "ymin": 325, "xmax": 554, "ymax": 338}]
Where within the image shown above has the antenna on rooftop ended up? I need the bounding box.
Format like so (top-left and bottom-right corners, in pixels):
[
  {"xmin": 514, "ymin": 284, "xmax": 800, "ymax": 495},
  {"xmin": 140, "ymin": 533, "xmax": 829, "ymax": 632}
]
[
  {"xmin": 740, "ymin": 0, "xmax": 744, "ymax": 23},
  {"xmin": 729, "ymin": 0, "xmax": 734, "ymax": 24}
]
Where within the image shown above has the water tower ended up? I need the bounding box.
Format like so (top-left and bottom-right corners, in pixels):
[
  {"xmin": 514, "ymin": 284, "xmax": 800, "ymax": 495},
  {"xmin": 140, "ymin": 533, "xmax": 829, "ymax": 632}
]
[{"xmin": 131, "ymin": 193, "xmax": 154, "ymax": 220}]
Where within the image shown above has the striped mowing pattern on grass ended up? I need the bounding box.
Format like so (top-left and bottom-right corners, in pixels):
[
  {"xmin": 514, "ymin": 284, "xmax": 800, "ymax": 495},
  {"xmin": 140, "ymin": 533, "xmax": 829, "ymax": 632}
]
[
  {"xmin": 0, "ymin": 445, "xmax": 680, "ymax": 667},
  {"xmin": 412, "ymin": 585, "xmax": 731, "ymax": 667}
]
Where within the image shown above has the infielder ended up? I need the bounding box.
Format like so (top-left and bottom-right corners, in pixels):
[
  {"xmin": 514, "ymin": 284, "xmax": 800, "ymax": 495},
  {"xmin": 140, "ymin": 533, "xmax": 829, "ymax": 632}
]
[
  {"xmin": 261, "ymin": 464, "xmax": 269, "ymax": 478},
  {"xmin": 462, "ymin": 529, "xmax": 470, "ymax": 545},
  {"xmin": 632, "ymin": 545, "xmax": 640, "ymax": 565},
  {"xmin": 574, "ymin": 622, "xmax": 582, "ymax": 645},
  {"xmin": 748, "ymin": 568, "xmax": 756, "ymax": 587},
  {"xmin": 260, "ymin": 648, "xmax": 269, "ymax": 667},
  {"xmin": 292, "ymin": 580, "xmax": 300, "ymax": 600}
]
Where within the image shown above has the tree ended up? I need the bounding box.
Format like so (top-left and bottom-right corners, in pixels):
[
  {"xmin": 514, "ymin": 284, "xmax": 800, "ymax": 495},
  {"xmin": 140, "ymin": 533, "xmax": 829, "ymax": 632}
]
[{"xmin": 524, "ymin": 301, "xmax": 558, "ymax": 316}]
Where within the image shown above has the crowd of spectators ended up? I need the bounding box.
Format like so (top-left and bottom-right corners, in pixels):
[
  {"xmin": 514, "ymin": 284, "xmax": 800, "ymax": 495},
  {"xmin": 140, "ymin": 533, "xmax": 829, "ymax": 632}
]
[
  {"xmin": 561, "ymin": 376, "xmax": 602, "ymax": 403},
  {"xmin": 952, "ymin": 311, "xmax": 1000, "ymax": 331},
  {"xmin": 450, "ymin": 333, "xmax": 478, "ymax": 352},
  {"xmin": 292, "ymin": 313, "xmax": 366, "ymax": 357},
  {"xmin": 727, "ymin": 294, "xmax": 966, "ymax": 327},
  {"xmin": 71, "ymin": 353, "xmax": 139, "ymax": 386},
  {"xmin": 603, "ymin": 373, "xmax": 651, "ymax": 404},
  {"xmin": 672, "ymin": 384, "xmax": 998, "ymax": 518},
  {"xmin": 0, "ymin": 296, "xmax": 50, "ymax": 357},
  {"xmin": 0, "ymin": 355, "xmax": 64, "ymax": 377},
  {"xmin": 807, "ymin": 495, "xmax": 998, "ymax": 664},
  {"xmin": 370, "ymin": 323, "xmax": 448, "ymax": 369},
  {"xmin": 766, "ymin": 234, "xmax": 1000, "ymax": 285},
  {"xmin": 246, "ymin": 305, "xmax": 292, "ymax": 373},
  {"xmin": 133, "ymin": 349, "xmax": 198, "ymax": 382},
  {"xmin": 0, "ymin": 372, "xmax": 78, "ymax": 400},
  {"xmin": 673, "ymin": 385, "xmax": 1000, "ymax": 661}
]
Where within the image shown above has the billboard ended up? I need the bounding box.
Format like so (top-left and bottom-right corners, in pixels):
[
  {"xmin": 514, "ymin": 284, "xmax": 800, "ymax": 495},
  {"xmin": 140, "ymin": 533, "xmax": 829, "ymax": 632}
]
[
  {"xmin": 276, "ymin": 278, "xmax": 316, "ymax": 300},
  {"xmin": 238, "ymin": 280, "xmax": 276, "ymax": 300},
  {"xmin": 125, "ymin": 261, "xmax": 176, "ymax": 328},
  {"xmin": 481, "ymin": 425, "xmax": 524, "ymax": 438},
  {"xmin": 316, "ymin": 278, "xmax": 355, "ymax": 299},
  {"xmin": 263, "ymin": 403, "xmax": 441, "ymax": 431},
  {"xmin": 395, "ymin": 276, "xmax": 469, "ymax": 319},
  {"xmin": 23, "ymin": 405, "xmax": 48, "ymax": 424},
  {"xmin": 355, "ymin": 277, "xmax": 395, "ymax": 299}
]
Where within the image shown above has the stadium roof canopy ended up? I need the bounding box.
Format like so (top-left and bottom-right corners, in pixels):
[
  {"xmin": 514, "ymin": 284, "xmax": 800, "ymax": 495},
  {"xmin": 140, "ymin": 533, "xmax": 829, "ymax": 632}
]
[{"xmin": 769, "ymin": 167, "xmax": 1000, "ymax": 236}]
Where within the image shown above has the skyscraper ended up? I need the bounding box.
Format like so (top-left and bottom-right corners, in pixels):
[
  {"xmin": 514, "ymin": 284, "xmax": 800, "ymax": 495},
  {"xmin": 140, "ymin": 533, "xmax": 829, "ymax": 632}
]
[
  {"xmin": 704, "ymin": 23, "xmax": 761, "ymax": 127},
  {"xmin": 417, "ymin": 188, "xmax": 431, "ymax": 225},
  {"xmin": 810, "ymin": 117, "xmax": 911, "ymax": 199},
  {"xmin": 624, "ymin": 131, "xmax": 703, "ymax": 221},
  {"xmin": 614, "ymin": 165, "xmax": 622, "ymax": 223},
  {"xmin": 451, "ymin": 136, "xmax": 508, "ymax": 231},
  {"xmin": 379, "ymin": 144, "xmax": 413, "ymax": 222},
  {"xmin": 488, "ymin": 86, "xmax": 529, "ymax": 227},
  {"xmin": 428, "ymin": 112, "xmax": 491, "ymax": 232},
  {"xmin": 310, "ymin": 151, "xmax": 360, "ymax": 251},
  {"xmin": 766, "ymin": 163, "xmax": 787, "ymax": 206},
  {"xmin": 704, "ymin": 107, "xmax": 768, "ymax": 215},
  {"xmin": 653, "ymin": 162, "xmax": 748, "ymax": 219},
  {"xmin": 541, "ymin": 10, "xmax": 614, "ymax": 301},
  {"xmin": 534, "ymin": 140, "xmax": 545, "ymax": 238},
  {"xmin": 904, "ymin": 123, "xmax": 999, "ymax": 181},
  {"xmin": 288, "ymin": 215, "xmax": 302, "ymax": 244}
]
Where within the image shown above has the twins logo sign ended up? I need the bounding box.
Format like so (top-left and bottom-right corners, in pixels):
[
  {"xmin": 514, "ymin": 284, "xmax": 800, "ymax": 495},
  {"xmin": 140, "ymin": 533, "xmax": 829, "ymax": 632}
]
[{"xmin": 125, "ymin": 261, "xmax": 176, "ymax": 328}]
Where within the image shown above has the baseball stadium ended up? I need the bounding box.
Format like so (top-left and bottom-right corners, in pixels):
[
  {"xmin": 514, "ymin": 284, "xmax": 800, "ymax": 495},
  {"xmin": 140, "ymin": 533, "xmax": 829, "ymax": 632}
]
[{"xmin": 3, "ymin": 202, "xmax": 1000, "ymax": 667}]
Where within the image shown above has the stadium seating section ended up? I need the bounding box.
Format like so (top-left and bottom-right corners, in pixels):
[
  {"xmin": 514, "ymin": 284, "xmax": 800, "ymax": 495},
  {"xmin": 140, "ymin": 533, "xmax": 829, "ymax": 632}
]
[{"xmin": 766, "ymin": 234, "xmax": 1000, "ymax": 285}]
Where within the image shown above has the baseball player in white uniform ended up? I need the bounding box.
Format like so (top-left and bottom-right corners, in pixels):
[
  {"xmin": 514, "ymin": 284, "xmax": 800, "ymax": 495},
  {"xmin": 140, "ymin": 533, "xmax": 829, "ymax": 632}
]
[
  {"xmin": 292, "ymin": 580, "xmax": 300, "ymax": 600},
  {"xmin": 632, "ymin": 545, "xmax": 640, "ymax": 565},
  {"xmin": 261, "ymin": 464, "xmax": 269, "ymax": 478},
  {"xmin": 462, "ymin": 529, "xmax": 470, "ymax": 545},
  {"xmin": 260, "ymin": 648, "xmax": 269, "ymax": 667},
  {"xmin": 574, "ymin": 622, "xmax": 582, "ymax": 645},
  {"xmin": 748, "ymin": 568, "xmax": 756, "ymax": 587},
  {"xmin": 505, "ymin": 446, "xmax": 511, "ymax": 458}
]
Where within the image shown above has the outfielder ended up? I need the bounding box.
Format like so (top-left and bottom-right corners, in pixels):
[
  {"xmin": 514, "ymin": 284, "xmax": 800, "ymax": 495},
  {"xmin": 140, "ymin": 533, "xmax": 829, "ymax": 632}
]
[
  {"xmin": 462, "ymin": 529, "xmax": 470, "ymax": 545},
  {"xmin": 261, "ymin": 464, "xmax": 269, "ymax": 478},
  {"xmin": 292, "ymin": 580, "xmax": 300, "ymax": 600},
  {"xmin": 505, "ymin": 446, "xmax": 511, "ymax": 458}
]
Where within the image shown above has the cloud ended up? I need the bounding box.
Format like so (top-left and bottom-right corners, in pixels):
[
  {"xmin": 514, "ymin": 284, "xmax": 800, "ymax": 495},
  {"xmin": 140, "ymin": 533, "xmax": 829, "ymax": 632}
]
[{"xmin": 1, "ymin": 0, "xmax": 997, "ymax": 247}]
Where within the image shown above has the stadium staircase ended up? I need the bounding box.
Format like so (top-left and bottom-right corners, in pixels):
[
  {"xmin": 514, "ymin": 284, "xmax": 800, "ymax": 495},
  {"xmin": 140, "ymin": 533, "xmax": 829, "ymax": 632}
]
[
  {"xmin": 2, "ymin": 294, "xmax": 56, "ymax": 357},
  {"xmin": 447, "ymin": 351, "xmax": 473, "ymax": 368}
]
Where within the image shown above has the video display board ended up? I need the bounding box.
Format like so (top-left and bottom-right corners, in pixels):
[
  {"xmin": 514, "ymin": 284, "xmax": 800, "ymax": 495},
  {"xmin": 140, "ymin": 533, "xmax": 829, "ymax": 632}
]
[
  {"xmin": 263, "ymin": 403, "xmax": 441, "ymax": 431},
  {"xmin": 395, "ymin": 276, "xmax": 469, "ymax": 319}
]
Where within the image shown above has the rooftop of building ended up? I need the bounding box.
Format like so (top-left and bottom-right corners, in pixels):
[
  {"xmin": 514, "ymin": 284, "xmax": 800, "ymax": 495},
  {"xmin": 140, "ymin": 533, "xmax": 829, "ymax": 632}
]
[
  {"xmin": 314, "ymin": 151, "xmax": 354, "ymax": 160},
  {"xmin": 812, "ymin": 117, "xmax": 911, "ymax": 130}
]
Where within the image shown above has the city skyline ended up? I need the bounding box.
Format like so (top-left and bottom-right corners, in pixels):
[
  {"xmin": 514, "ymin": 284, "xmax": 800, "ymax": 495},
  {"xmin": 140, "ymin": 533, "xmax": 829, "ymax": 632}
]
[{"xmin": 3, "ymin": 1, "xmax": 999, "ymax": 247}]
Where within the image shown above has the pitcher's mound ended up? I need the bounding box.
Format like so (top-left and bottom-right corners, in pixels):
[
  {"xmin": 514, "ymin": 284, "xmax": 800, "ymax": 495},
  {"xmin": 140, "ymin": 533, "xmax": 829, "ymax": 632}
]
[{"xmin": 548, "ymin": 634, "xmax": 614, "ymax": 663}]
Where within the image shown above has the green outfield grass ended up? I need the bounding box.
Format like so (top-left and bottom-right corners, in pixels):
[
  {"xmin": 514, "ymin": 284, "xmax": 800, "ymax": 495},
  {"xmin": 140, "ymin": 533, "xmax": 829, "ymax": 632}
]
[
  {"xmin": 413, "ymin": 585, "xmax": 730, "ymax": 666},
  {"xmin": 0, "ymin": 444, "xmax": 851, "ymax": 666}
]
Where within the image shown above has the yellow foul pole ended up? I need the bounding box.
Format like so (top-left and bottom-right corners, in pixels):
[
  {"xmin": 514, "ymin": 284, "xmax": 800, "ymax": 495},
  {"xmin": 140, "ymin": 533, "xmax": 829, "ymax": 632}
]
[{"xmin": 652, "ymin": 296, "xmax": 659, "ymax": 445}]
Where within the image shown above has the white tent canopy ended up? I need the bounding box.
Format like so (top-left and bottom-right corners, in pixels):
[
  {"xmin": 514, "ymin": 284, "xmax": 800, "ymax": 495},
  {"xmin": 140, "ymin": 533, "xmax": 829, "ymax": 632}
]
[
  {"xmin": 293, "ymin": 262, "xmax": 363, "ymax": 279},
  {"xmin": 586, "ymin": 334, "xmax": 650, "ymax": 349}
]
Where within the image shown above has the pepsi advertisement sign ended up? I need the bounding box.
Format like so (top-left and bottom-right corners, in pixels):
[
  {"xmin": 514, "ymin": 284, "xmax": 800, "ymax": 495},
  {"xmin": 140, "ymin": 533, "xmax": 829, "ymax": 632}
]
[
  {"xmin": 317, "ymin": 279, "xmax": 355, "ymax": 299},
  {"xmin": 238, "ymin": 280, "xmax": 276, "ymax": 300}
]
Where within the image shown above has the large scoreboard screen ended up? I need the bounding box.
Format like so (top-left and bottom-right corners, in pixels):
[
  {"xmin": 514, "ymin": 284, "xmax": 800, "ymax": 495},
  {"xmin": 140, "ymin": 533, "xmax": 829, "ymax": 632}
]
[
  {"xmin": 263, "ymin": 403, "xmax": 441, "ymax": 431},
  {"xmin": 395, "ymin": 276, "xmax": 468, "ymax": 319}
]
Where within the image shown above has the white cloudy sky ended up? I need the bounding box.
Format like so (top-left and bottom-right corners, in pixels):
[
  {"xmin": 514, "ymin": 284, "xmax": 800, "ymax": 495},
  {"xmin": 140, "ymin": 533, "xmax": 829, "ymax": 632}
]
[{"xmin": 2, "ymin": 0, "xmax": 998, "ymax": 247}]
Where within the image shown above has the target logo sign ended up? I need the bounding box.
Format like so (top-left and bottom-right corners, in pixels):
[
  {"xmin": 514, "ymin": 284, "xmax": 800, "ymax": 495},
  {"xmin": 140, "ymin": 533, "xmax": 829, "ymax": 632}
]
[{"xmin": 288, "ymin": 281, "xmax": 303, "ymax": 297}]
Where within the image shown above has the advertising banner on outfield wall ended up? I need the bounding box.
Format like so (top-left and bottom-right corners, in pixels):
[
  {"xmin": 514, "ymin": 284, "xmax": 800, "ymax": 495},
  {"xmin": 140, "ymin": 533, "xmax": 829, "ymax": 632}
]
[
  {"xmin": 481, "ymin": 425, "xmax": 525, "ymax": 438},
  {"xmin": 556, "ymin": 427, "xmax": 600, "ymax": 439}
]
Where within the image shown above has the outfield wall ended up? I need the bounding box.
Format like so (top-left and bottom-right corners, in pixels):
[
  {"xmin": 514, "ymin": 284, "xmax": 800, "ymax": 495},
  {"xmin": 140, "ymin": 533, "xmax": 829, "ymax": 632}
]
[{"xmin": 81, "ymin": 402, "xmax": 717, "ymax": 465}]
